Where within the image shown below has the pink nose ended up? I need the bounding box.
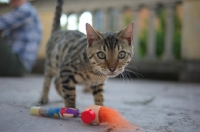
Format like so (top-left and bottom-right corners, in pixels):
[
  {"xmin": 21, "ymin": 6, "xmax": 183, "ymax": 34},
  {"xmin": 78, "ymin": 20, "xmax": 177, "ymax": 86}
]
[{"xmin": 109, "ymin": 67, "xmax": 116, "ymax": 72}]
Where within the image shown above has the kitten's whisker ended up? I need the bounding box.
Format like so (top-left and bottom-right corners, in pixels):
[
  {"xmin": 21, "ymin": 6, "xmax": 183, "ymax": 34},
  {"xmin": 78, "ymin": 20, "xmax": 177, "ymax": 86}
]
[
  {"xmin": 123, "ymin": 71, "xmax": 132, "ymax": 84},
  {"xmin": 116, "ymin": 73, "xmax": 121, "ymax": 80},
  {"xmin": 124, "ymin": 71, "xmax": 129, "ymax": 82},
  {"xmin": 132, "ymin": 71, "xmax": 143, "ymax": 78},
  {"xmin": 125, "ymin": 69, "xmax": 140, "ymax": 78},
  {"xmin": 124, "ymin": 71, "xmax": 134, "ymax": 82},
  {"xmin": 119, "ymin": 73, "xmax": 125, "ymax": 84},
  {"xmin": 124, "ymin": 69, "xmax": 143, "ymax": 78},
  {"xmin": 123, "ymin": 71, "xmax": 128, "ymax": 81},
  {"xmin": 120, "ymin": 73, "xmax": 123, "ymax": 81},
  {"xmin": 125, "ymin": 65, "xmax": 138, "ymax": 71},
  {"xmin": 122, "ymin": 72, "xmax": 128, "ymax": 82}
]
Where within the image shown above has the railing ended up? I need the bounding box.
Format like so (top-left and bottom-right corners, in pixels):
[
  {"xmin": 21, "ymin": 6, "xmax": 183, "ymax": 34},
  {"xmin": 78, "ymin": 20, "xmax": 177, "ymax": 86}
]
[
  {"xmin": 0, "ymin": 0, "xmax": 184, "ymax": 80},
  {"xmin": 56, "ymin": 0, "xmax": 183, "ymax": 80}
]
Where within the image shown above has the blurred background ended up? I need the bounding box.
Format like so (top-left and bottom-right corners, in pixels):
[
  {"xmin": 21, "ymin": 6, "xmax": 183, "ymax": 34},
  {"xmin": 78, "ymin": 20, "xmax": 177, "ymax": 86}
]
[{"xmin": 0, "ymin": 0, "xmax": 199, "ymax": 82}]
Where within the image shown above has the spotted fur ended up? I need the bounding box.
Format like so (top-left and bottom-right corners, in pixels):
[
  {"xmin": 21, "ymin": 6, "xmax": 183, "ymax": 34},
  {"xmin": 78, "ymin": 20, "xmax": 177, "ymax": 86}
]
[{"xmin": 38, "ymin": 0, "xmax": 134, "ymax": 108}]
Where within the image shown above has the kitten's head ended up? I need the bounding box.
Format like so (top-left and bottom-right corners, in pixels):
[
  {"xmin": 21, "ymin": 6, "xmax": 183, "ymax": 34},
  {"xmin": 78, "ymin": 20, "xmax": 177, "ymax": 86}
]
[{"xmin": 86, "ymin": 22, "xmax": 134, "ymax": 77}]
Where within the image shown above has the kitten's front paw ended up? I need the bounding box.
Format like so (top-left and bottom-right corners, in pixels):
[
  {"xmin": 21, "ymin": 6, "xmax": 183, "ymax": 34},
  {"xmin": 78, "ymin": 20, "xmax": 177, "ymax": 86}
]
[{"xmin": 38, "ymin": 96, "xmax": 49, "ymax": 105}]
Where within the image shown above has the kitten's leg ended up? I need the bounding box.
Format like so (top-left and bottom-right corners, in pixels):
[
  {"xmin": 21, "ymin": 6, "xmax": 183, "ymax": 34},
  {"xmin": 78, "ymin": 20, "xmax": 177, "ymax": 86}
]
[
  {"xmin": 91, "ymin": 84, "xmax": 104, "ymax": 106},
  {"xmin": 60, "ymin": 70, "xmax": 76, "ymax": 108},
  {"xmin": 54, "ymin": 77, "xmax": 63, "ymax": 97},
  {"xmin": 38, "ymin": 70, "xmax": 53, "ymax": 104},
  {"xmin": 61, "ymin": 78, "xmax": 76, "ymax": 108}
]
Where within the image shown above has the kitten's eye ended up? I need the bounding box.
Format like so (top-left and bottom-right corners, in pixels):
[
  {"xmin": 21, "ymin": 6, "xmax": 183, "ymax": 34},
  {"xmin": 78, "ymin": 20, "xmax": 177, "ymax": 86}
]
[
  {"xmin": 118, "ymin": 51, "xmax": 126, "ymax": 59},
  {"xmin": 97, "ymin": 52, "xmax": 106, "ymax": 59}
]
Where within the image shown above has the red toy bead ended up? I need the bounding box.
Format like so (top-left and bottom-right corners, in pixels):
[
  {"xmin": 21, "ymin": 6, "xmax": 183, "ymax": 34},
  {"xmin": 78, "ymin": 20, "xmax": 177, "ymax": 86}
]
[
  {"xmin": 60, "ymin": 108, "xmax": 67, "ymax": 116},
  {"xmin": 81, "ymin": 109, "xmax": 96, "ymax": 124}
]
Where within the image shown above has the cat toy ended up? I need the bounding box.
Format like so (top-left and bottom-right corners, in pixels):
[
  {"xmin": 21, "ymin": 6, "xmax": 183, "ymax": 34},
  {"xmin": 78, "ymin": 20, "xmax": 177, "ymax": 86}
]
[
  {"xmin": 30, "ymin": 105, "xmax": 137, "ymax": 131},
  {"xmin": 30, "ymin": 106, "xmax": 79, "ymax": 118}
]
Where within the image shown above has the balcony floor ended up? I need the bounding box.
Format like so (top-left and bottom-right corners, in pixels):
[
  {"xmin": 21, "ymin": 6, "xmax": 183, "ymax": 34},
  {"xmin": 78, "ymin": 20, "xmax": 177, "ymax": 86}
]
[{"xmin": 0, "ymin": 75, "xmax": 200, "ymax": 132}]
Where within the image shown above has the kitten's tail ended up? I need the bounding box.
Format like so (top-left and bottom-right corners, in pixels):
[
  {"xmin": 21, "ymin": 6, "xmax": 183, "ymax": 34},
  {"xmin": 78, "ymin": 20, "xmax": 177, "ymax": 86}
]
[{"xmin": 51, "ymin": 0, "xmax": 63, "ymax": 35}]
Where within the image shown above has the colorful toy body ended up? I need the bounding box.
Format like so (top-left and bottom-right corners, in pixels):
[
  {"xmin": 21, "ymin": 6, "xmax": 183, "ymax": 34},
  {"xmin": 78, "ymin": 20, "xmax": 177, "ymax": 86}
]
[{"xmin": 30, "ymin": 107, "xmax": 79, "ymax": 118}]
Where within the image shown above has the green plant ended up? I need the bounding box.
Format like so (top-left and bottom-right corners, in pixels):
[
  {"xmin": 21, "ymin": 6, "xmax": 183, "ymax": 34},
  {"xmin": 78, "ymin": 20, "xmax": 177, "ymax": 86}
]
[
  {"xmin": 138, "ymin": 28, "xmax": 147, "ymax": 57},
  {"xmin": 173, "ymin": 11, "xmax": 181, "ymax": 59},
  {"xmin": 155, "ymin": 10, "xmax": 165, "ymax": 58}
]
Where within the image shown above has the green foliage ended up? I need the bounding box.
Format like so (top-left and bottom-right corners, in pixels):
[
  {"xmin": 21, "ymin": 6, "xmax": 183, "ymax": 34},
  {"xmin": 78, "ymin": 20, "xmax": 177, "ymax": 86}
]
[
  {"xmin": 155, "ymin": 10, "xmax": 165, "ymax": 58},
  {"xmin": 138, "ymin": 28, "xmax": 147, "ymax": 57},
  {"xmin": 156, "ymin": 29, "xmax": 165, "ymax": 58},
  {"xmin": 173, "ymin": 12, "xmax": 181, "ymax": 59}
]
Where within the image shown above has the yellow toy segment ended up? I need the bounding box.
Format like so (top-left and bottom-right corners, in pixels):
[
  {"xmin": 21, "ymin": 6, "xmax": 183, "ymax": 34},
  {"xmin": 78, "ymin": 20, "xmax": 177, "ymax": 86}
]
[{"xmin": 30, "ymin": 107, "xmax": 40, "ymax": 116}]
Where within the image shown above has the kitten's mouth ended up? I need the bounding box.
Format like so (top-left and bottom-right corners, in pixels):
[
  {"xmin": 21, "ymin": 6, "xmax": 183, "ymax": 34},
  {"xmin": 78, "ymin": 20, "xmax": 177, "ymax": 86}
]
[{"xmin": 106, "ymin": 72, "xmax": 118, "ymax": 77}]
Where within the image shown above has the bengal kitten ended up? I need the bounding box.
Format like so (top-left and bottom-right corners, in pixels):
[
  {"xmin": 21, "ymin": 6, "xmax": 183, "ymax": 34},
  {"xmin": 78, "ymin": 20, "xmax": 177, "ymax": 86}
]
[{"xmin": 38, "ymin": 0, "xmax": 134, "ymax": 108}]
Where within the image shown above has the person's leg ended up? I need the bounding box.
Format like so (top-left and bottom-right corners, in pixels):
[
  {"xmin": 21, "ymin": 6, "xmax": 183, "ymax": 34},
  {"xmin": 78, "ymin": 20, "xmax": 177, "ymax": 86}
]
[{"xmin": 0, "ymin": 38, "xmax": 26, "ymax": 76}]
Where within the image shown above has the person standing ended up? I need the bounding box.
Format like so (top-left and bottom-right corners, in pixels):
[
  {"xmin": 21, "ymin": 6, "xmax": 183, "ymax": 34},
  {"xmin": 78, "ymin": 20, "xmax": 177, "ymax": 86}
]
[{"xmin": 0, "ymin": 0, "xmax": 42, "ymax": 76}]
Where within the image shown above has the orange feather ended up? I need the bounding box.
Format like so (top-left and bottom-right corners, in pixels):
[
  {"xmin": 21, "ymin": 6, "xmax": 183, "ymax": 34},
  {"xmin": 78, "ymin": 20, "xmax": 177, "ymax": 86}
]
[{"xmin": 99, "ymin": 106, "xmax": 138, "ymax": 131}]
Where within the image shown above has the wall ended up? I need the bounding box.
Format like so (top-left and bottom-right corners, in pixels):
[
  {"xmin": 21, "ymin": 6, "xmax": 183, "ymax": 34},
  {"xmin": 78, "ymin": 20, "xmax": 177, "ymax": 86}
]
[
  {"xmin": 182, "ymin": 0, "xmax": 200, "ymax": 60},
  {"xmin": 37, "ymin": 11, "xmax": 54, "ymax": 58}
]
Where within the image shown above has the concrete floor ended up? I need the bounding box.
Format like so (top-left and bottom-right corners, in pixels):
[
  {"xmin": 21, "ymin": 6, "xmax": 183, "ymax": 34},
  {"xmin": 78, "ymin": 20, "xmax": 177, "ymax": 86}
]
[{"xmin": 0, "ymin": 75, "xmax": 200, "ymax": 132}]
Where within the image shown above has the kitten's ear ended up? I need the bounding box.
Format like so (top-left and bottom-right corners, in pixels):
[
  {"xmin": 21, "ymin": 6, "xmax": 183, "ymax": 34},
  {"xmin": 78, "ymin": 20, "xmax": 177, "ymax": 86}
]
[
  {"xmin": 86, "ymin": 23, "xmax": 101, "ymax": 47},
  {"xmin": 118, "ymin": 21, "xmax": 134, "ymax": 46}
]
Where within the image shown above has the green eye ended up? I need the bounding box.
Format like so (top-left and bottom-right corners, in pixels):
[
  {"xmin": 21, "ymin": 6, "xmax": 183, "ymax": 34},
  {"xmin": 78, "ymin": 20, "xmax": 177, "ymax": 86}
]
[
  {"xmin": 118, "ymin": 51, "xmax": 126, "ymax": 59},
  {"xmin": 97, "ymin": 52, "xmax": 106, "ymax": 59}
]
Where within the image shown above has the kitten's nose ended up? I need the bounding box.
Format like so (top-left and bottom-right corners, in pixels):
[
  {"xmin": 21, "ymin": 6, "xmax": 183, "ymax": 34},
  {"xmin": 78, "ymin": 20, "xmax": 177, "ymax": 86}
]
[{"xmin": 109, "ymin": 67, "xmax": 116, "ymax": 72}]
